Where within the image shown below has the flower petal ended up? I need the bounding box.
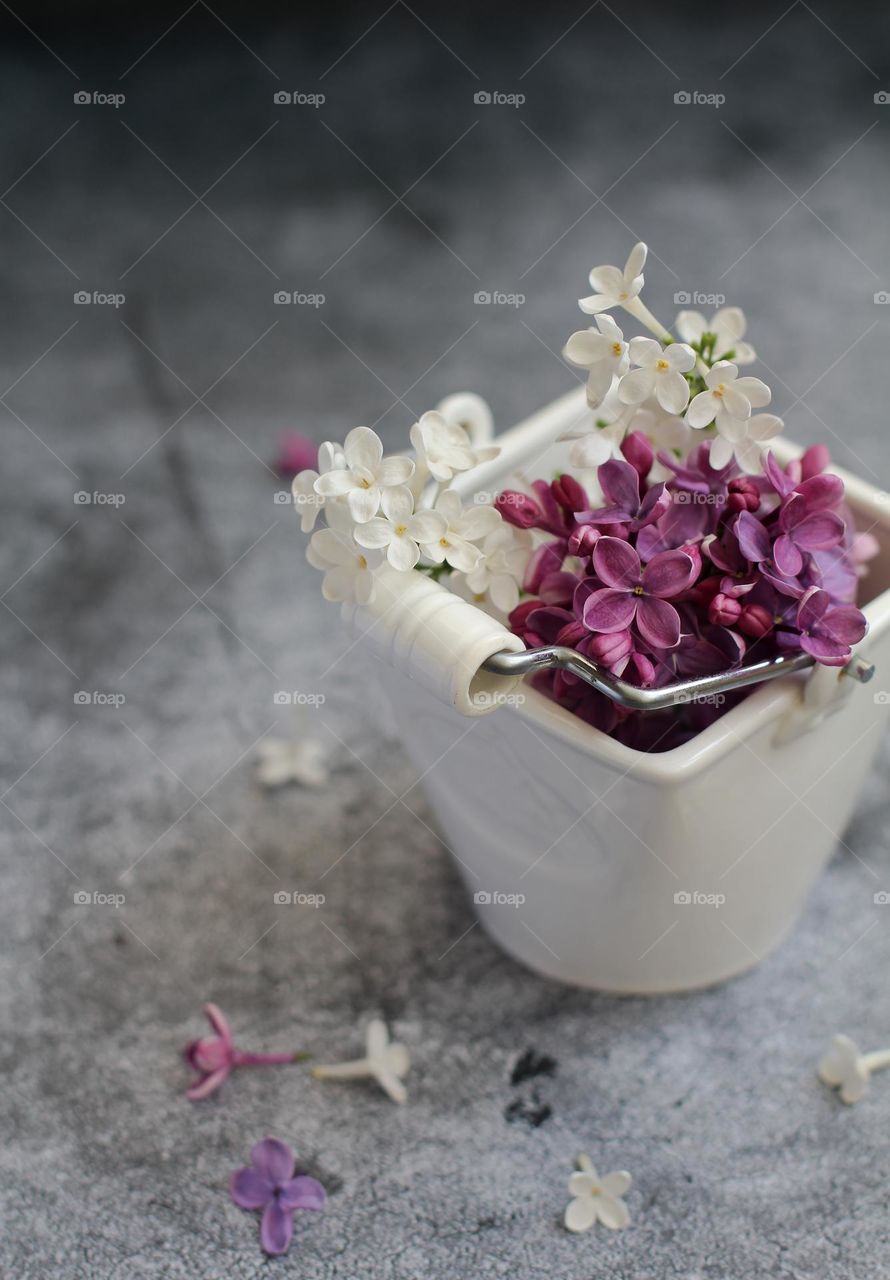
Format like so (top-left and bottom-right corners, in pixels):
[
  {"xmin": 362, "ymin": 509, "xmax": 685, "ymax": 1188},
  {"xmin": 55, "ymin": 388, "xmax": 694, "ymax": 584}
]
[
  {"xmin": 251, "ymin": 1138, "xmax": 296, "ymax": 1186},
  {"xmin": 655, "ymin": 368, "xmax": 690, "ymax": 415},
  {"xmin": 568, "ymin": 1172, "xmax": 598, "ymax": 1197},
  {"xmin": 819, "ymin": 1034, "xmax": 859, "ymax": 1087},
  {"xmin": 378, "ymin": 455, "xmax": 415, "ymax": 486},
  {"xmin": 186, "ymin": 1064, "xmax": 230, "ymax": 1101},
  {"xmin": 230, "ymin": 1166, "xmax": 273, "ymax": 1210},
  {"xmin": 596, "ymin": 1190, "xmax": 630, "ymax": 1230},
  {"xmin": 314, "ymin": 469, "xmax": 357, "ymax": 497},
  {"xmin": 353, "ymin": 519, "xmax": 392, "ymax": 550},
  {"xmin": 624, "ymin": 241, "xmax": 647, "ymax": 280},
  {"xmin": 793, "ymin": 511, "xmax": 845, "ymax": 550},
  {"xmin": 593, "ymin": 536, "xmax": 641, "ymax": 588},
  {"xmin": 347, "ymin": 485, "xmax": 381, "ymax": 524},
  {"xmin": 822, "ymin": 604, "xmax": 867, "ymax": 646},
  {"xmin": 408, "ymin": 510, "xmax": 447, "ymax": 543},
  {"xmin": 374, "ymin": 1065, "xmax": 408, "ymax": 1103},
  {"xmin": 598, "ymin": 458, "xmax": 640, "ymax": 513},
  {"xmin": 387, "ymin": 535, "xmax": 420, "ymax": 572},
  {"xmin": 344, "ymin": 425, "xmax": 383, "ymax": 472},
  {"xmin": 675, "ymin": 310, "xmax": 706, "ymax": 343},
  {"xmin": 564, "ymin": 329, "xmax": 613, "ymax": 365},
  {"xmin": 582, "ymin": 588, "xmax": 637, "ymax": 633},
  {"xmin": 642, "ymin": 549, "xmax": 696, "ymax": 598},
  {"xmin": 381, "ymin": 485, "xmax": 414, "ymax": 523},
  {"xmin": 600, "ymin": 1171, "xmax": 632, "ymax": 1198},
  {"xmin": 797, "ymin": 586, "xmax": 831, "ymax": 632},
  {"xmin": 279, "ymin": 1175, "xmax": 326, "ymax": 1212},
  {"xmin": 734, "ymin": 376, "xmax": 771, "ymax": 408},
  {"xmin": 708, "ymin": 436, "xmax": 735, "ymax": 470},
  {"xmin": 260, "ymin": 1201, "xmax": 294, "ymax": 1255},
  {"xmin": 636, "ymin": 595, "xmax": 681, "ymax": 648},
  {"xmin": 564, "ymin": 1196, "xmax": 598, "ymax": 1233},
  {"xmin": 588, "ymin": 264, "xmax": 624, "ymax": 295},
  {"xmin": 686, "ymin": 390, "xmax": 717, "ymax": 429},
  {"xmin": 773, "ymin": 533, "xmax": 804, "ymax": 578},
  {"xmin": 204, "ymin": 1003, "xmax": 232, "ymax": 1044},
  {"xmin": 617, "ymin": 366, "xmax": 655, "ymax": 405},
  {"xmin": 736, "ymin": 512, "xmax": 771, "ymax": 563}
]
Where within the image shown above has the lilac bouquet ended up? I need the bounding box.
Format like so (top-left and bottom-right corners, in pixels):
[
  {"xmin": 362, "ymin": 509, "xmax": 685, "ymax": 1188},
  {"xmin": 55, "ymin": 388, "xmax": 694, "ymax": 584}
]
[
  {"xmin": 293, "ymin": 241, "xmax": 875, "ymax": 752},
  {"xmin": 498, "ymin": 438, "xmax": 871, "ymax": 751}
]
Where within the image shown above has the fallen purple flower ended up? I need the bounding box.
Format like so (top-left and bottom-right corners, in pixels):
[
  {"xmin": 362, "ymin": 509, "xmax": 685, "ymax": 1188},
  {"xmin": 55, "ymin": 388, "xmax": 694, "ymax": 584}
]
[
  {"xmin": 184, "ymin": 1003, "xmax": 306, "ymax": 1101},
  {"xmin": 230, "ymin": 1137, "xmax": 326, "ymax": 1256}
]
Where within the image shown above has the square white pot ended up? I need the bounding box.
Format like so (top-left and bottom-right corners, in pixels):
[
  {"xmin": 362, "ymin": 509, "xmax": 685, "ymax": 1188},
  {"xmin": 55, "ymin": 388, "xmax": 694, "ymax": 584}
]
[{"xmin": 353, "ymin": 388, "xmax": 890, "ymax": 992}]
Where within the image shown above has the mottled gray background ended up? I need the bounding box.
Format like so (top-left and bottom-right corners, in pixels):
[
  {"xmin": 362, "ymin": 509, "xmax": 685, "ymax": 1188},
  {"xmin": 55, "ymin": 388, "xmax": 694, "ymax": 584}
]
[{"xmin": 3, "ymin": 2, "xmax": 890, "ymax": 1276}]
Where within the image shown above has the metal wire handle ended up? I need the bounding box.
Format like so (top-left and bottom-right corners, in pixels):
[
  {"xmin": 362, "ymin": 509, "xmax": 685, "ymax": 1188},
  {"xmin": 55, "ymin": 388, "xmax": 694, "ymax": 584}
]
[{"xmin": 482, "ymin": 646, "xmax": 875, "ymax": 713}]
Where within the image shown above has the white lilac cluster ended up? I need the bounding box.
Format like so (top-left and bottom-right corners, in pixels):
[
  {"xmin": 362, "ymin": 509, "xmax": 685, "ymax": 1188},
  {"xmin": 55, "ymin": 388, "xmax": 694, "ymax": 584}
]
[
  {"xmin": 293, "ymin": 404, "xmax": 530, "ymax": 611},
  {"xmin": 563, "ymin": 241, "xmax": 783, "ymax": 474}
]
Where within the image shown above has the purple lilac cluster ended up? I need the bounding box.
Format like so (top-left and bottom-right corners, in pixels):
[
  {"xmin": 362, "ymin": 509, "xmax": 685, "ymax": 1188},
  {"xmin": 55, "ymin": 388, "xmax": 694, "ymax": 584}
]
[{"xmin": 496, "ymin": 433, "xmax": 872, "ymax": 752}]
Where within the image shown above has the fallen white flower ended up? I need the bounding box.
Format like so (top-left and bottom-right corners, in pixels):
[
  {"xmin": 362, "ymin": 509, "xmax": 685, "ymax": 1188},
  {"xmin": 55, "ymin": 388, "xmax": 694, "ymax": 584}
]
[
  {"xmin": 255, "ymin": 738, "xmax": 330, "ymax": 789},
  {"xmin": 564, "ymin": 1154, "xmax": 632, "ymax": 1233},
  {"xmin": 818, "ymin": 1033, "xmax": 890, "ymax": 1105},
  {"xmin": 312, "ymin": 1018, "xmax": 410, "ymax": 1104}
]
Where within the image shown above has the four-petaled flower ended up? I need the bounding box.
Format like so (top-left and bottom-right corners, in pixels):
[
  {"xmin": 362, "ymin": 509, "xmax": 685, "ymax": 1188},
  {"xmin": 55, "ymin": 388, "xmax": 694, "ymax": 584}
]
[
  {"xmin": 255, "ymin": 737, "xmax": 330, "ymax": 789},
  {"xmin": 353, "ymin": 486, "xmax": 447, "ymax": 572},
  {"xmin": 618, "ymin": 337, "xmax": 696, "ymax": 415},
  {"xmin": 292, "ymin": 442, "xmax": 344, "ymax": 533},
  {"xmin": 464, "ymin": 524, "xmax": 533, "ymax": 614},
  {"xmin": 818, "ymin": 1034, "xmax": 890, "ymax": 1105},
  {"xmin": 773, "ymin": 476, "xmax": 846, "ymax": 577},
  {"xmin": 686, "ymin": 360, "xmax": 771, "ymax": 437},
  {"xmin": 796, "ymin": 586, "xmax": 867, "ymax": 666},
  {"xmin": 564, "ymin": 1154, "xmax": 632, "ymax": 1233},
  {"xmin": 183, "ymin": 1004, "xmax": 305, "ymax": 1101},
  {"xmin": 582, "ymin": 536, "xmax": 697, "ymax": 649},
  {"xmin": 563, "ymin": 314, "xmax": 629, "ymax": 408},
  {"xmin": 579, "ymin": 241, "xmax": 647, "ymax": 314},
  {"xmin": 314, "ymin": 426, "xmax": 415, "ymax": 523},
  {"xmin": 409, "ymin": 410, "xmax": 498, "ymax": 483},
  {"xmin": 724, "ymin": 413, "xmax": 784, "ymax": 474},
  {"xmin": 578, "ymin": 457, "xmax": 670, "ymax": 532},
  {"xmin": 420, "ymin": 489, "xmax": 502, "ymax": 573},
  {"xmin": 307, "ymin": 510, "xmax": 383, "ymax": 604},
  {"xmin": 312, "ymin": 1018, "xmax": 411, "ymax": 1103},
  {"xmin": 675, "ymin": 305, "xmax": 756, "ymax": 364},
  {"xmin": 230, "ymin": 1137, "xmax": 326, "ymax": 1256}
]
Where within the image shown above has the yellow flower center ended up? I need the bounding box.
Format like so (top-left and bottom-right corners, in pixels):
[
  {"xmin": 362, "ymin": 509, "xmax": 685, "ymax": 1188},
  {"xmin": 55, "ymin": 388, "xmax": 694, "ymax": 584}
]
[
  {"xmin": 359, "ymin": 478, "xmax": 371, "ymax": 489},
  {"xmin": 611, "ymin": 342, "xmax": 622, "ymax": 356},
  {"xmin": 713, "ymin": 384, "xmax": 726, "ymax": 398},
  {"xmin": 655, "ymin": 358, "xmax": 669, "ymax": 371},
  {"xmin": 395, "ymin": 524, "xmax": 408, "ymax": 537},
  {"xmin": 439, "ymin": 537, "xmax": 450, "ymax": 547},
  {"xmin": 357, "ymin": 555, "xmax": 368, "ymax": 570}
]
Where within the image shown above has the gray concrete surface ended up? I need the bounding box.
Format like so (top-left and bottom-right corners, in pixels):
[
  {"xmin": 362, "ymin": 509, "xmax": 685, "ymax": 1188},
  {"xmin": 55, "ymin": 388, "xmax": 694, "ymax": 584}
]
[{"xmin": 3, "ymin": 3, "xmax": 890, "ymax": 1276}]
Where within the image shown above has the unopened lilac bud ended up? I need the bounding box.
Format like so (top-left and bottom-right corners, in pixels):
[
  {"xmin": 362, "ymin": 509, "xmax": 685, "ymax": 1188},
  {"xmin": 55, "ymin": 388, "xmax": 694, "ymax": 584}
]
[
  {"xmin": 620, "ymin": 430, "xmax": 654, "ymax": 481},
  {"xmin": 556, "ymin": 620, "xmax": 588, "ymax": 647},
  {"xmin": 725, "ymin": 477, "xmax": 760, "ymax": 514},
  {"xmin": 567, "ymin": 525, "xmax": 600, "ymax": 558},
  {"xmin": 585, "ymin": 629, "xmax": 633, "ymax": 671},
  {"xmin": 495, "ymin": 490, "xmax": 539, "ymax": 529},
  {"xmin": 680, "ymin": 542, "xmax": 702, "ymax": 579},
  {"xmin": 685, "ymin": 575, "xmax": 721, "ymax": 607},
  {"xmin": 551, "ymin": 473, "xmax": 588, "ymax": 514},
  {"xmin": 738, "ymin": 603, "xmax": 774, "ymax": 639},
  {"xmin": 708, "ymin": 592, "xmax": 742, "ymax": 626}
]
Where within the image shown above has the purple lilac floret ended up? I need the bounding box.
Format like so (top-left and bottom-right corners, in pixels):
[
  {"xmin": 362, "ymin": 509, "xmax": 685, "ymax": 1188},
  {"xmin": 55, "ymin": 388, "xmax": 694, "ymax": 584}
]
[
  {"xmin": 183, "ymin": 1003, "xmax": 303, "ymax": 1101},
  {"xmin": 499, "ymin": 435, "xmax": 873, "ymax": 752},
  {"xmin": 231, "ymin": 1137, "xmax": 326, "ymax": 1255}
]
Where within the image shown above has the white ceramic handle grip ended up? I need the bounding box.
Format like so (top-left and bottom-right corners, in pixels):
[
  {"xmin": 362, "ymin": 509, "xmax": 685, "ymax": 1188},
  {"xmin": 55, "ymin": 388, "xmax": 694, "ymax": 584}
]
[{"xmin": 342, "ymin": 565, "xmax": 526, "ymax": 715}]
